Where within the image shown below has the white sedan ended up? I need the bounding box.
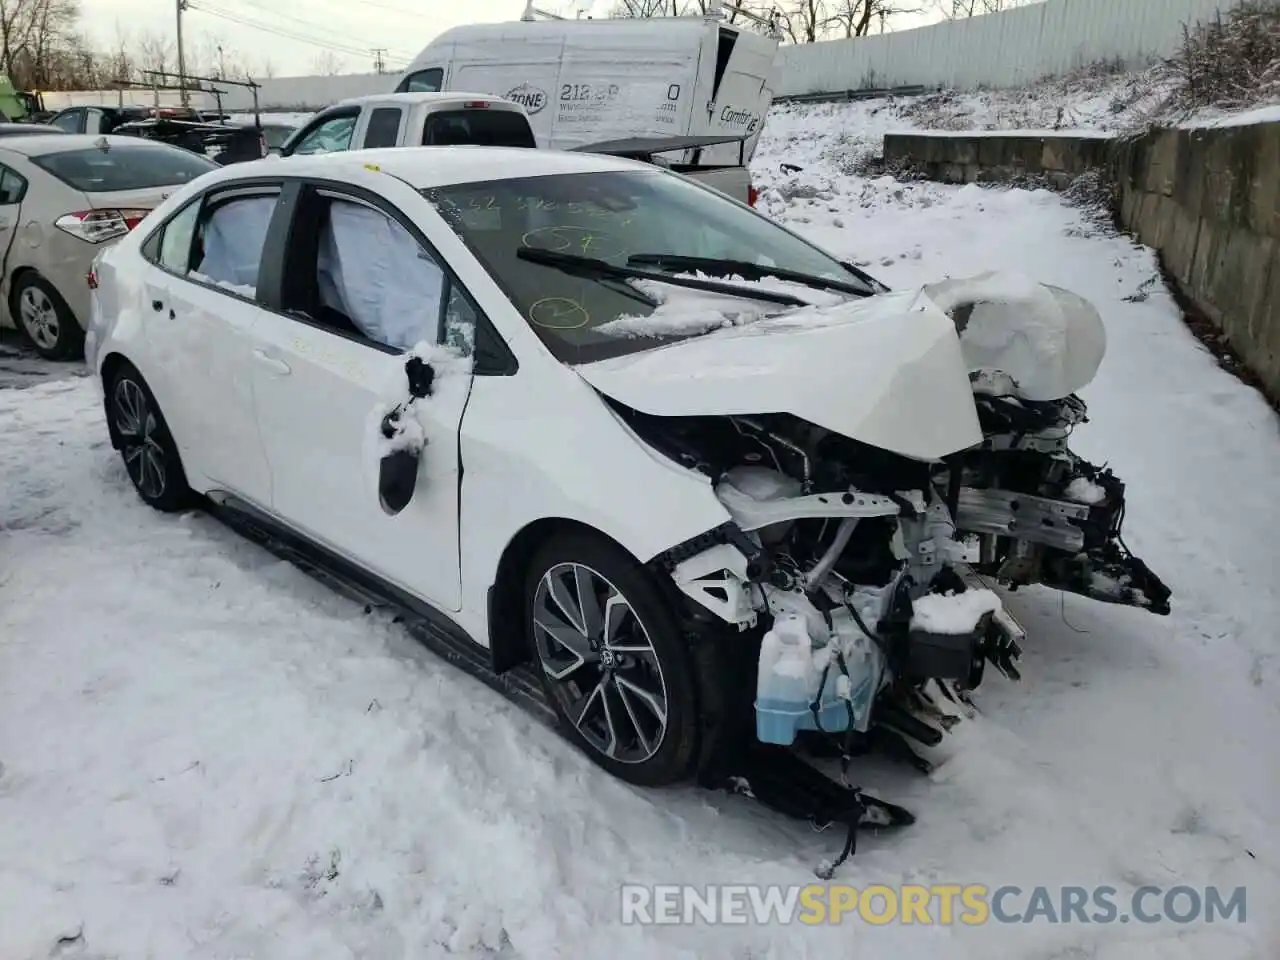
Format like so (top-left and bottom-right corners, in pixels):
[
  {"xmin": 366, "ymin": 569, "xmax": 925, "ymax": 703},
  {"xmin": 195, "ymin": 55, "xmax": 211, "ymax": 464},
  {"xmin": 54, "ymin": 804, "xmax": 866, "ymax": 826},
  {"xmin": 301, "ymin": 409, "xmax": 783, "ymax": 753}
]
[{"xmin": 86, "ymin": 146, "xmax": 1168, "ymax": 831}]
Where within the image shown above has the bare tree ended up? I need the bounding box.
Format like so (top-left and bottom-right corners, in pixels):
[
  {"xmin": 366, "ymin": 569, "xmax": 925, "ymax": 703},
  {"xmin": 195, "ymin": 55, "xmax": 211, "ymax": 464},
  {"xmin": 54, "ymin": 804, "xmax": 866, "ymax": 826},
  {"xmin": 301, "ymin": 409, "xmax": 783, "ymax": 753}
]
[
  {"xmin": 825, "ymin": 0, "xmax": 920, "ymax": 38},
  {"xmin": 935, "ymin": 0, "xmax": 1034, "ymax": 17},
  {"xmin": 776, "ymin": 0, "xmax": 826, "ymax": 42},
  {"xmin": 310, "ymin": 50, "xmax": 345, "ymax": 76}
]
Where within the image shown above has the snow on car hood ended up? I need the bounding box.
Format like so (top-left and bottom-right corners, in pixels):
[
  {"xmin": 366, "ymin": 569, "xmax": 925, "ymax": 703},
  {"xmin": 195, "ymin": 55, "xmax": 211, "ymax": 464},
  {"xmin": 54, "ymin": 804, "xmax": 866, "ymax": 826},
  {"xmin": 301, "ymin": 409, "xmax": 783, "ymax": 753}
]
[{"xmin": 576, "ymin": 282, "xmax": 985, "ymax": 462}]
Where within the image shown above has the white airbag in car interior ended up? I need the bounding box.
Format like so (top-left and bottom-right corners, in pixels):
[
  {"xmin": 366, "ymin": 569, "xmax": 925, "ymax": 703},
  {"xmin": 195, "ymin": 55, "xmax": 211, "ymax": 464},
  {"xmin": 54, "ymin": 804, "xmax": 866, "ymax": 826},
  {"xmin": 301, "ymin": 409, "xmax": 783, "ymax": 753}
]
[
  {"xmin": 317, "ymin": 201, "xmax": 443, "ymax": 351},
  {"xmin": 198, "ymin": 197, "xmax": 276, "ymax": 290}
]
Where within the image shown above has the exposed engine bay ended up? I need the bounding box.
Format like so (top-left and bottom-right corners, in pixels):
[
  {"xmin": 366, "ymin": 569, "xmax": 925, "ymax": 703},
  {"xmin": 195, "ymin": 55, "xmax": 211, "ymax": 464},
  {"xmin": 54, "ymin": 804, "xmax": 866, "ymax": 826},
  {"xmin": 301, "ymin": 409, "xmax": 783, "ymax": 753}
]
[{"xmin": 597, "ymin": 272, "xmax": 1172, "ymax": 873}]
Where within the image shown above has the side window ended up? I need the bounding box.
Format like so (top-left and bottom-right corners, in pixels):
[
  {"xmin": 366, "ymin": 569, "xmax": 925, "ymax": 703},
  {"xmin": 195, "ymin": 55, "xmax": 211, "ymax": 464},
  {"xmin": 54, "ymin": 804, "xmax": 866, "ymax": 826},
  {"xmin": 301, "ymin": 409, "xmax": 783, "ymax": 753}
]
[
  {"xmin": 313, "ymin": 198, "xmax": 445, "ymax": 350},
  {"xmin": 363, "ymin": 108, "xmax": 403, "ymax": 148},
  {"xmin": 155, "ymin": 200, "xmax": 202, "ymax": 272},
  {"xmin": 399, "ymin": 67, "xmax": 443, "ymax": 93},
  {"xmin": 442, "ymin": 282, "xmax": 477, "ymax": 357},
  {"xmin": 290, "ymin": 114, "xmax": 357, "ymax": 155},
  {"xmin": 51, "ymin": 109, "xmax": 82, "ymax": 133},
  {"xmin": 189, "ymin": 192, "xmax": 280, "ymax": 295},
  {"xmin": 85, "ymin": 108, "xmax": 108, "ymax": 134},
  {"xmin": 0, "ymin": 166, "xmax": 27, "ymax": 204}
]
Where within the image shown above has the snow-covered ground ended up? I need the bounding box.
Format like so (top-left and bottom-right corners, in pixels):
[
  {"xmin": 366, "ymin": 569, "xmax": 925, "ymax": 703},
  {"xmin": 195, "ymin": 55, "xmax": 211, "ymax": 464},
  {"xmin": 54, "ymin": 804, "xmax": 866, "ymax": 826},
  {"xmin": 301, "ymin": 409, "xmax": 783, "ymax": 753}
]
[{"xmin": 3, "ymin": 114, "xmax": 1280, "ymax": 959}]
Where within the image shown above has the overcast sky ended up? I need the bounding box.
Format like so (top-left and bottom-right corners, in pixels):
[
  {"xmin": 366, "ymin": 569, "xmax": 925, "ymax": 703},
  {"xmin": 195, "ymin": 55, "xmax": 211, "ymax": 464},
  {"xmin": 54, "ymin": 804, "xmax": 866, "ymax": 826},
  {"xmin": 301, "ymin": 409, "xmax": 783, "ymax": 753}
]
[{"xmin": 81, "ymin": 0, "xmax": 941, "ymax": 78}]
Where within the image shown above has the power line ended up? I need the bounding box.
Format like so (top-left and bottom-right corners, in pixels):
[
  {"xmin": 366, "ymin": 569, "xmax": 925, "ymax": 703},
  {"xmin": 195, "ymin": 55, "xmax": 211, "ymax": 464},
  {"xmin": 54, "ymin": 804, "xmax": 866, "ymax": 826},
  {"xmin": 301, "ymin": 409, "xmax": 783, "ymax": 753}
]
[
  {"xmin": 227, "ymin": 0, "xmax": 417, "ymax": 60},
  {"xmin": 187, "ymin": 1, "xmax": 391, "ymax": 60}
]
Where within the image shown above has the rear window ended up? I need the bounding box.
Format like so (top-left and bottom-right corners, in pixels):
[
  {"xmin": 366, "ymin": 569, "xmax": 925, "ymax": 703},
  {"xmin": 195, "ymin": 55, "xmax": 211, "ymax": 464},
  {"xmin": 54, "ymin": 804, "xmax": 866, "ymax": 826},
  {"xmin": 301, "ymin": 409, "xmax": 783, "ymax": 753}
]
[
  {"xmin": 30, "ymin": 144, "xmax": 217, "ymax": 193},
  {"xmin": 422, "ymin": 109, "xmax": 536, "ymax": 148}
]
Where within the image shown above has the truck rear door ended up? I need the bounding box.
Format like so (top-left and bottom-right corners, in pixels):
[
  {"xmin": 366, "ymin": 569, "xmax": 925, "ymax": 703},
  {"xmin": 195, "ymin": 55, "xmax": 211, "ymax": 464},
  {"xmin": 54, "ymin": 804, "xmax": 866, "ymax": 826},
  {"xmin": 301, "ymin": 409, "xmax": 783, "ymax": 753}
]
[{"xmin": 691, "ymin": 27, "xmax": 777, "ymax": 165}]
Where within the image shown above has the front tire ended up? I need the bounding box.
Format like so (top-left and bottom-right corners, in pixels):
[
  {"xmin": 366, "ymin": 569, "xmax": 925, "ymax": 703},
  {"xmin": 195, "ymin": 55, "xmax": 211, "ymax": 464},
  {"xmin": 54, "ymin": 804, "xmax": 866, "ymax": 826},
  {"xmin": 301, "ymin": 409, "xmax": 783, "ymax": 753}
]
[
  {"xmin": 106, "ymin": 364, "xmax": 193, "ymax": 512},
  {"xmin": 13, "ymin": 273, "xmax": 83, "ymax": 361},
  {"xmin": 525, "ymin": 531, "xmax": 699, "ymax": 786}
]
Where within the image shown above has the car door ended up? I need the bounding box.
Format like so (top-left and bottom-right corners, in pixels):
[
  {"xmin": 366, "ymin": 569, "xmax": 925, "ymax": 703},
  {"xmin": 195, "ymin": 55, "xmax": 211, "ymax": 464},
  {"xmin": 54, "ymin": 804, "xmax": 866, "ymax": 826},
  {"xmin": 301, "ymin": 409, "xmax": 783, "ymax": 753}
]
[
  {"xmin": 137, "ymin": 184, "xmax": 279, "ymax": 508},
  {"xmin": 248, "ymin": 178, "xmax": 477, "ymax": 611},
  {"xmin": 0, "ymin": 164, "xmax": 26, "ymax": 291}
]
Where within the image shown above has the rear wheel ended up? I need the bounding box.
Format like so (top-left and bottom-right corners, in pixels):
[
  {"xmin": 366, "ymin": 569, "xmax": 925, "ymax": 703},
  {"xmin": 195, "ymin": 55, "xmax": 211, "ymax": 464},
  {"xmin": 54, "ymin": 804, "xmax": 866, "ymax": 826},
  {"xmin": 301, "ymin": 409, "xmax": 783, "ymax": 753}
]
[
  {"xmin": 13, "ymin": 274, "xmax": 83, "ymax": 361},
  {"xmin": 106, "ymin": 364, "xmax": 193, "ymax": 512},
  {"xmin": 524, "ymin": 532, "xmax": 699, "ymax": 786}
]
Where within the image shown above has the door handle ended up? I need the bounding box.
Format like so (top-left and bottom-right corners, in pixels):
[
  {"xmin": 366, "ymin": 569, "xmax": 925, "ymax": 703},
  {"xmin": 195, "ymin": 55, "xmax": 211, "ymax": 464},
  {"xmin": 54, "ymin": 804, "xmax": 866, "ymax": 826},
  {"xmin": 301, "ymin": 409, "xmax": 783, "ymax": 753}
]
[{"xmin": 252, "ymin": 349, "xmax": 291, "ymax": 375}]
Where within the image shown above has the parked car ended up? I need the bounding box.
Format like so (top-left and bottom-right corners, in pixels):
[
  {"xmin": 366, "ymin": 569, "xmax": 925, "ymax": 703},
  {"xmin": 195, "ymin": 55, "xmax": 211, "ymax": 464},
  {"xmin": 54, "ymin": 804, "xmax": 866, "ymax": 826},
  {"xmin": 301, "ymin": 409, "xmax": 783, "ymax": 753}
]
[
  {"xmin": 0, "ymin": 121, "xmax": 66, "ymax": 139},
  {"xmin": 1, "ymin": 134, "xmax": 218, "ymax": 359},
  {"xmin": 85, "ymin": 147, "xmax": 1168, "ymax": 851},
  {"xmin": 46, "ymin": 104, "xmax": 152, "ymax": 134}
]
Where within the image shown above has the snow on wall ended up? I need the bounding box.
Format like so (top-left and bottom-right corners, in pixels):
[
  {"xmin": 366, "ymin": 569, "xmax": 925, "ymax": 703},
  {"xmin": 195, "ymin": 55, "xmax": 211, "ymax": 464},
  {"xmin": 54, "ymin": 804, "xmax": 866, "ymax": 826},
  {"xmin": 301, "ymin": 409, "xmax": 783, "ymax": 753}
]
[{"xmin": 780, "ymin": 0, "xmax": 1241, "ymax": 95}]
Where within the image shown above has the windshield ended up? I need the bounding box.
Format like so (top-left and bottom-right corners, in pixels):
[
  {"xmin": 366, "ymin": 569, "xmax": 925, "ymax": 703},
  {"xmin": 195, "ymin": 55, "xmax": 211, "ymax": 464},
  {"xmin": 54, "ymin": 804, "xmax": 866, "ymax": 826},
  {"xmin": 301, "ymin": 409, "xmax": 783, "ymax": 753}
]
[
  {"xmin": 32, "ymin": 144, "xmax": 217, "ymax": 192},
  {"xmin": 424, "ymin": 169, "xmax": 869, "ymax": 363}
]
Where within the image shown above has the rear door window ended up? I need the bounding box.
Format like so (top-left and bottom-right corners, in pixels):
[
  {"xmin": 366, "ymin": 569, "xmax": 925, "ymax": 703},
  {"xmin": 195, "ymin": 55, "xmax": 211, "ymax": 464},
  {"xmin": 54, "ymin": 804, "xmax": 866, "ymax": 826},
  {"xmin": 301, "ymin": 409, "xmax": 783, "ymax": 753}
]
[
  {"xmin": 422, "ymin": 109, "xmax": 536, "ymax": 148},
  {"xmin": 0, "ymin": 165, "xmax": 27, "ymax": 204},
  {"xmin": 363, "ymin": 108, "xmax": 403, "ymax": 148},
  {"xmin": 399, "ymin": 68, "xmax": 443, "ymax": 93},
  {"xmin": 189, "ymin": 192, "xmax": 280, "ymax": 295},
  {"xmin": 30, "ymin": 145, "xmax": 217, "ymax": 192}
]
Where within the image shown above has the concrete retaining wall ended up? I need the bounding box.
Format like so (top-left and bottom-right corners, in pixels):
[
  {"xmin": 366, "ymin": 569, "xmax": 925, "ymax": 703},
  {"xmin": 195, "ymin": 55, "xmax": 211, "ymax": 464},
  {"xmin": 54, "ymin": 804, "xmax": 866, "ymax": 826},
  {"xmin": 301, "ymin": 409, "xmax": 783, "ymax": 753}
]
[
  {"xmin": 881, "ymin": 122, "xmax": 1280, "ymax": 401},
  {"xmin": 882, "ymin": 130, "xmax": 1113, "ymax": 188},
  {"xmin": 1113, "ymin": 123, "xmax": 1280, "ymax": 400}
]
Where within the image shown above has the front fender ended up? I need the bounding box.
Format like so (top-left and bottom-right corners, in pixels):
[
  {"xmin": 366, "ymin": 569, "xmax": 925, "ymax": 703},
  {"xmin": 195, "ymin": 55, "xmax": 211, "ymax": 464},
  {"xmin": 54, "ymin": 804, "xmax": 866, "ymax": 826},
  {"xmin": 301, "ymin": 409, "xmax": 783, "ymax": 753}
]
[{"xmin": 456, "ymin": 366, "xmax": 733, "ymax": 641}]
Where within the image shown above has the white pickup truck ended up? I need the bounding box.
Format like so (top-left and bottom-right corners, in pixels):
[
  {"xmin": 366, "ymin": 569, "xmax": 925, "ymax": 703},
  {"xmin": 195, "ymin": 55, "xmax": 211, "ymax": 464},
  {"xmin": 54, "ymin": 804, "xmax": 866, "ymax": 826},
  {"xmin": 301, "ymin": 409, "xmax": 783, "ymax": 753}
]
[{"xmin": 279, "ymin": 92, "xmax": 757, "ymax": 206}]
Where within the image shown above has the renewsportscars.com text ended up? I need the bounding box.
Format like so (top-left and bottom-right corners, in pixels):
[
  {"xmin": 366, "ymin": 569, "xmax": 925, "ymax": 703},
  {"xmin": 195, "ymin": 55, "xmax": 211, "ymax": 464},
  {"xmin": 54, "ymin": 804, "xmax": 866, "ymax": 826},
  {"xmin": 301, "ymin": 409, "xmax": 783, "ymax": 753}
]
[{"xmin": 619, "ymin": 883, "xmax": 1248, "ymax": 926}]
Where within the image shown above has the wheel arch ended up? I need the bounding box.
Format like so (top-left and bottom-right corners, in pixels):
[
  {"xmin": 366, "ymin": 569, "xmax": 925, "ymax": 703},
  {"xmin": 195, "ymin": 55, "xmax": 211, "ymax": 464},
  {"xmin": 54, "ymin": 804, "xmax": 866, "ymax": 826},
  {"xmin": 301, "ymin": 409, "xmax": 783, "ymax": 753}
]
[
  {"xmin": 486, "ymin": 516, "xmax": 643, "ymax": 674},
  {"xmin": 99, "ymin": 351, "xmax": 135, "ymax": 449}
]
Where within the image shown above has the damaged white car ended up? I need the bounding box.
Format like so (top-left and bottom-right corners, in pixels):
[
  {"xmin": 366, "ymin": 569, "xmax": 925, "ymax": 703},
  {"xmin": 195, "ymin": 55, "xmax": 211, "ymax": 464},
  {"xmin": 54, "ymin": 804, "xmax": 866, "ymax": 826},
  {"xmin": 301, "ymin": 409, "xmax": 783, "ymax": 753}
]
[{"xmin": 85, "ymin": 146, "xmax": 1169, "ymax": 869}]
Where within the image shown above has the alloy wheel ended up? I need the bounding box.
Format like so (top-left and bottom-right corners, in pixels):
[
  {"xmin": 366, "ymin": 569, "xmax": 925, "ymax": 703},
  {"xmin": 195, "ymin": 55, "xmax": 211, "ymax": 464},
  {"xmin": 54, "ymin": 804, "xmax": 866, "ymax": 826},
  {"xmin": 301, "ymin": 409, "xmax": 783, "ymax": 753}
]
[
  {"xmin": 113, "ymin": 378, "xmax": 168, "ymax": 500},
  {"xmin": 19, "ymin": 286, "xmax": 60, "ymax": 352},
  {"xmin": 532, "ymin": 562, "xmax": 670, "ymax": 764}
]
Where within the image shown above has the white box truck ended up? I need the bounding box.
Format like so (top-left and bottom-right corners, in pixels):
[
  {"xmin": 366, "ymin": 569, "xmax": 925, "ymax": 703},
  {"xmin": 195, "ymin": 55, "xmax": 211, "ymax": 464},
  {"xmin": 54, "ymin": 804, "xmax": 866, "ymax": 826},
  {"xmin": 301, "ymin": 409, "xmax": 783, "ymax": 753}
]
[{"xmin": 392, "ymin": 4, "xmax": 782, "ymax": 167}]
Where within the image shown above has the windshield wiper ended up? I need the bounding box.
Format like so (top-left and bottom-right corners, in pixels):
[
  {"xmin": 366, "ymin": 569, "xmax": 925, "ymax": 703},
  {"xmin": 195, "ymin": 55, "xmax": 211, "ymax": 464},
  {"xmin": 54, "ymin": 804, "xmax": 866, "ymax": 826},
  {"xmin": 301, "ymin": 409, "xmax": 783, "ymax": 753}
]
[
  {"xmin": 516, "ymin": 247, "xmax": 809, "ymax": 307},
  {"xmin": 626, "ymin": 253, "xmax": 879, "ymax": 299}
]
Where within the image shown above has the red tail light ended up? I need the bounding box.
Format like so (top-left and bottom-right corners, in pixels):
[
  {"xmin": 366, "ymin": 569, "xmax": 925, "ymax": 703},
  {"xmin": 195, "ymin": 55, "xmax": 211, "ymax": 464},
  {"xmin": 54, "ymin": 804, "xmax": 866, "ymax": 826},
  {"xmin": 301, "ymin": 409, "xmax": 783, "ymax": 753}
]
[
  {"xmin": 748, "ymin": 184, "xmax": 760, "ymax": 207},
  {"xmin": 55, "ymin": 209, "xmax": 150, "ymax": 244},
  {"xmin": 463, "ymin": 100, "xmax": 491, "ymax": 109},
  {"xmin": 86, "ymin": 267, "xmax": 98, "ymax": 290}
]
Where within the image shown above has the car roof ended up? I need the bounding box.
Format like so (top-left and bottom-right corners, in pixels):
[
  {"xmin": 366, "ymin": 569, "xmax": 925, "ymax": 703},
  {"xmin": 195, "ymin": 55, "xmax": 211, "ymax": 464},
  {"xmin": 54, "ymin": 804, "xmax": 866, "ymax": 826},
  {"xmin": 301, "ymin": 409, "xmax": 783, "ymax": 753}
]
[
  {"xmin": 0, "ymin": 123, "xmax": 65, "ymax": 134},
  {"xmin": 0, "ymin": 133, "xmax": 181, "ymax": 157},
  {"xmin": 334, "ymin": 91, "xmax": 523, "ymax": 110},
  {"xmin": 206, "ymin": 145, "xmax": 650, "ymax": 189}
]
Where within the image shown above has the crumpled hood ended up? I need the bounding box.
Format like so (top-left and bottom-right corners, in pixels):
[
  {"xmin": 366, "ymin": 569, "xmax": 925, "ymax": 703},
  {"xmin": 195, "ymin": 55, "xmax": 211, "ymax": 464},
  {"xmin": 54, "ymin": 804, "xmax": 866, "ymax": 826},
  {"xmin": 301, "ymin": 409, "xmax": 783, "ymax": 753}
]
[{"xmin": 575, "ymin": 287, "xmax": 985, "ymax": 462}]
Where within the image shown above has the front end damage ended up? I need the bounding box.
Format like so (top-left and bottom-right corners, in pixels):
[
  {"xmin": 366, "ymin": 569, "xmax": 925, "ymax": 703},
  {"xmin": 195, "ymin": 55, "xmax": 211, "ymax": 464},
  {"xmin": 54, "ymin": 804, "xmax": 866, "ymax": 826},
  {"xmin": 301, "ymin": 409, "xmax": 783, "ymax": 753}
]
[{"xmin": 624, "ymin": 394, "xmax": 1169, "ymax": 873}]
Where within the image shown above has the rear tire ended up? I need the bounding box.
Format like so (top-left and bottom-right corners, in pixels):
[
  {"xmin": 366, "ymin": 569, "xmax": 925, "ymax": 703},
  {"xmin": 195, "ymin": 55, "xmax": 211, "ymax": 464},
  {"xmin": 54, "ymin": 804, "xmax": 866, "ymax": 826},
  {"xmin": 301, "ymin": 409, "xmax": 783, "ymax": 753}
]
[
  {"xmin": 524, "ymin": 531, "xmax": 699, "ymax": 786},
  {"xmin": 12, "ymin": 273, "xmax": 83, "ymax": 361},
  {"xmin": 106, "ymin": 363, "xmax": 193, "ymax": 512}
]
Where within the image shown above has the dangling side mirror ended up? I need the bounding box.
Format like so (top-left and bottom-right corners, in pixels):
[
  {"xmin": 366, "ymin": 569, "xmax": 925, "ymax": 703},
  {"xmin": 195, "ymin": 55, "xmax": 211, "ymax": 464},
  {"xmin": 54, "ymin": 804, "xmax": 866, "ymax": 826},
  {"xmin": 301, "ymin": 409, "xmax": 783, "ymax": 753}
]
[
  {"xmin": 376, "ymin": 356, "xmax": 436, "ymax": 516},
  {"xmin": 378, "ymin": 446, "xmax": 420, "ymax": 514}
]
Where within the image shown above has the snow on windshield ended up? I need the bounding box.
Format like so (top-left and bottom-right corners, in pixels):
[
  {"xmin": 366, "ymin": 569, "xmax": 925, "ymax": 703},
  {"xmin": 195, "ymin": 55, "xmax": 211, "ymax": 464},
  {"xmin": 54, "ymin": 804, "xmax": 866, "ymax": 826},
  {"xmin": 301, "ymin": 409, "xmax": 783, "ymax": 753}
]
[{"xmin": 596, "ymin": 273, "xmax": 849, "ymax": 339}]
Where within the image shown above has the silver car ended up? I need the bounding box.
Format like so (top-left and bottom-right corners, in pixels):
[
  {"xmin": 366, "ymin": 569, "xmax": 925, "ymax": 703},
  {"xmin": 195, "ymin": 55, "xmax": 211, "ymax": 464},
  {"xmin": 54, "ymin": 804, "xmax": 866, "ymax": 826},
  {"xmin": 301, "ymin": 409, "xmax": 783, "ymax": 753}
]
[{"xmin": 0, "ymin": 134, "xmax": 218, "ymax": 359}]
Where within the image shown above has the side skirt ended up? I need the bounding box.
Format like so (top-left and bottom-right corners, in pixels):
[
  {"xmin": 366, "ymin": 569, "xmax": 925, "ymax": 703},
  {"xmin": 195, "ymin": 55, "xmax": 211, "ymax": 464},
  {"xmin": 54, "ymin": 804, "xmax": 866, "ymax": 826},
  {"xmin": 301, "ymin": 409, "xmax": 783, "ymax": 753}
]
[{"xmin": 204, "ymin": 492, "xmax": 555, "ymax": 724}]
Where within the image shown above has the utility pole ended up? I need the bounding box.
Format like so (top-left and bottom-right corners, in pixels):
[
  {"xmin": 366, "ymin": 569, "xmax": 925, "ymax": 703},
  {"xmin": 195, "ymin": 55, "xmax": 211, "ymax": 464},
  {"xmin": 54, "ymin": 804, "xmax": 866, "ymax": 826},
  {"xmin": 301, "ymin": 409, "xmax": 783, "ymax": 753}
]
[
  {"xmin": 372, "ymin": 48, "xmax": 387, "ymax": 74},
  {"xmin": 176, "ymin": 0, "xmax": 190, "ymax": 107}
]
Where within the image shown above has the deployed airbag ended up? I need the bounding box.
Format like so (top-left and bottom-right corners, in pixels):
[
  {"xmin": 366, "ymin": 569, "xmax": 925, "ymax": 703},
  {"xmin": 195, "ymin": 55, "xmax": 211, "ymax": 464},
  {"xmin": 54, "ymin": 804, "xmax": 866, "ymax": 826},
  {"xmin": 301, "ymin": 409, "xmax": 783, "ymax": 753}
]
[{"xmin": 317, "ymin": 201, "xmax": 444, "ymax": 351}]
